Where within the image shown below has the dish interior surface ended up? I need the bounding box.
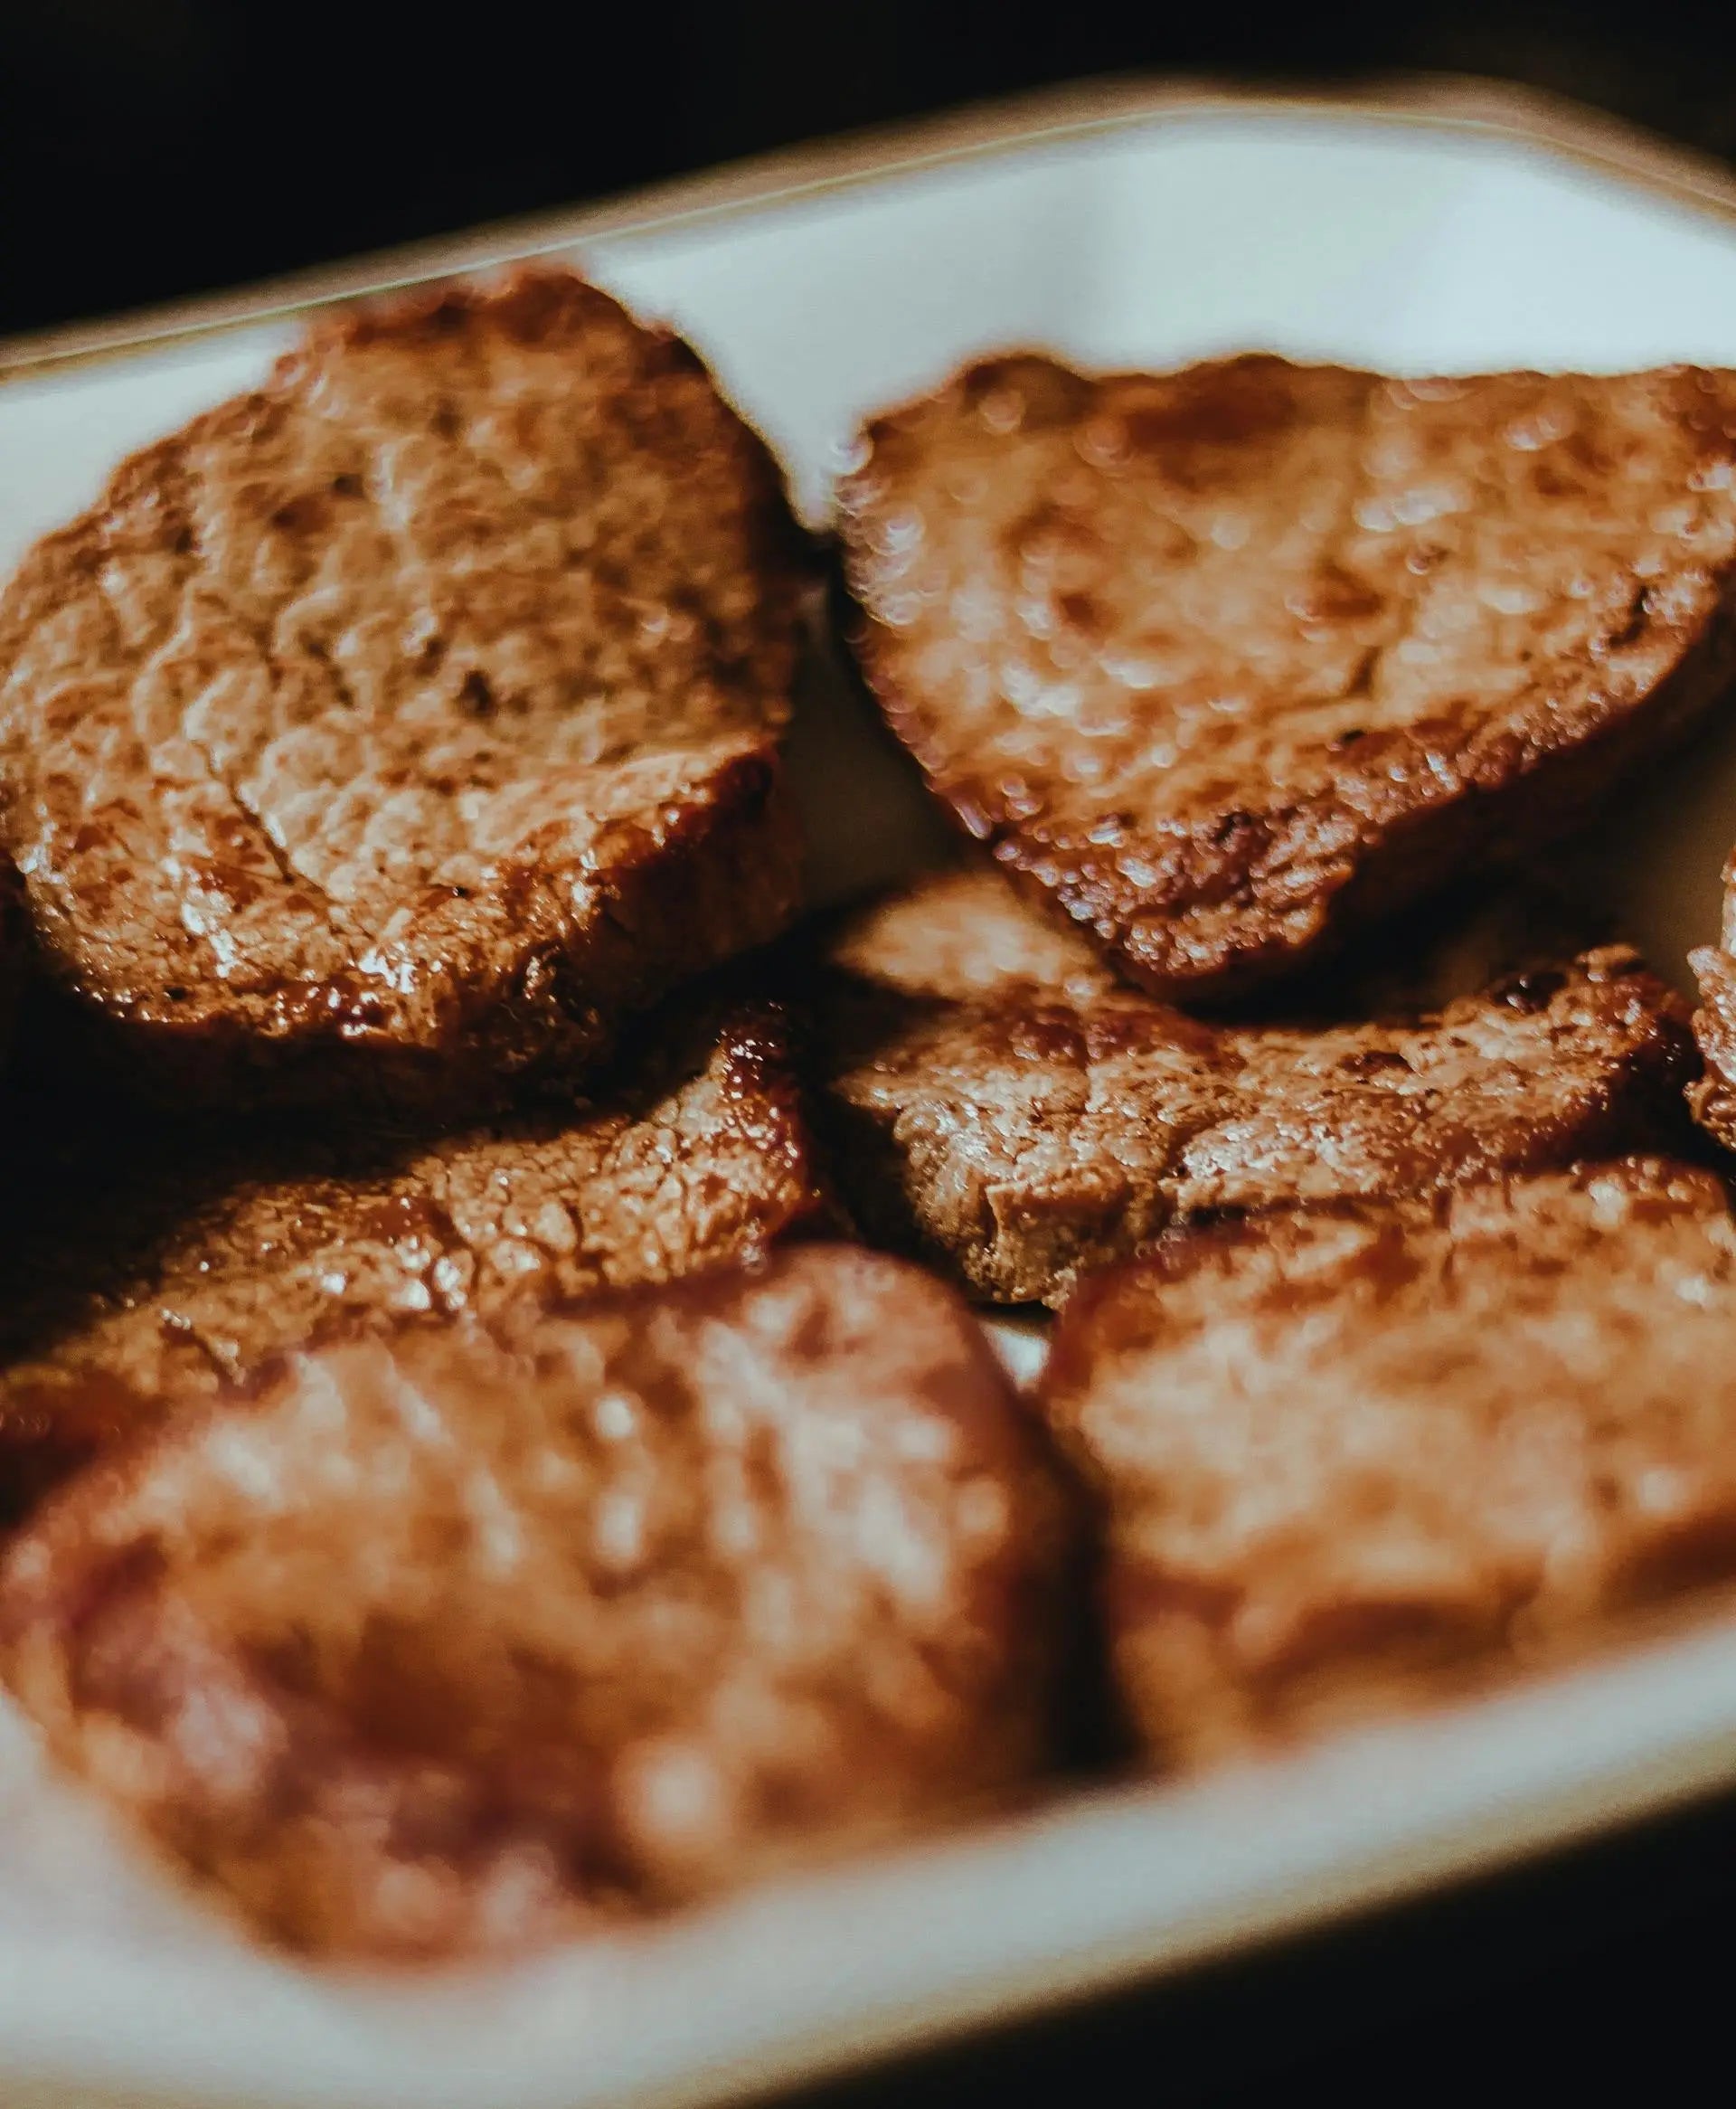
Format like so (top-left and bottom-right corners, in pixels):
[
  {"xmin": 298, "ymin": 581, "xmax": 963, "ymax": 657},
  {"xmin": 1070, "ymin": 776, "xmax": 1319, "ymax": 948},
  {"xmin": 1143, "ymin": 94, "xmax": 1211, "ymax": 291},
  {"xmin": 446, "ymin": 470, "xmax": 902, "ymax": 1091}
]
[{"xmin": 6, "ymin": 89, "xmax": 1736, "ymax": 2109}]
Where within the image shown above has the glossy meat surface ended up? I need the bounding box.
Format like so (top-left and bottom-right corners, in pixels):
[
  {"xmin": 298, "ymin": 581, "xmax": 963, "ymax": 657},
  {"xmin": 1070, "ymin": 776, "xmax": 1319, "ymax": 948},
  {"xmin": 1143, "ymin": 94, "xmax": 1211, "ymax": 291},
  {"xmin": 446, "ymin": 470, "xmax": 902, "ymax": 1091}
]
[
  {"xmin": 818, "ymin": 865, "xmax": 1697, "ymax": 1302},
  {"xmin": 0, "ymin": 270, "xmax": 807, "ymax": 1111},
  {"xmin": 840, "ymin": 354, "xmax": 1736, "ymax": 997},
  {"xmin": 0, "ymin": 1000, "xmax": 826, "ymax": 1522}
]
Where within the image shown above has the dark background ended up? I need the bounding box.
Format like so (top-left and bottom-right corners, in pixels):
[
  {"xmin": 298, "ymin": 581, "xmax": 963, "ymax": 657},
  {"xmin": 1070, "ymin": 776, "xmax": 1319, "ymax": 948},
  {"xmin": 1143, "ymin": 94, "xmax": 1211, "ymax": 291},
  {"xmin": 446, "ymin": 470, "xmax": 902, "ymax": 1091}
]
[
  {"xmin": 8, "ymin": 1, "xmax": 1736, "ymax": 2099},
  {"xmin": 3, "ymin": 0, "xmax": 1736, "ymax": 336}
]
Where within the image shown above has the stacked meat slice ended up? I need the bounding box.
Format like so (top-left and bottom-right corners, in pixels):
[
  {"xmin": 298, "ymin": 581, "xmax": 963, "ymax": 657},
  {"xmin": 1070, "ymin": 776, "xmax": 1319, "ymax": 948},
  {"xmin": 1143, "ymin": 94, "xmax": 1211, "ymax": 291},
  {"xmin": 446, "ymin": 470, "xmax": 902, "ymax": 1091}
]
[
  {"xmin": 0, "ymin": 998, "xmax": 828, "ymax": 1523},
  {"xmin": 816, "ymin": 861, "xmax": 1697, "ymax": 1304},
  {"xmin": 819, "ymin": 349, "xmax": 1736, "ymax": 1774}
]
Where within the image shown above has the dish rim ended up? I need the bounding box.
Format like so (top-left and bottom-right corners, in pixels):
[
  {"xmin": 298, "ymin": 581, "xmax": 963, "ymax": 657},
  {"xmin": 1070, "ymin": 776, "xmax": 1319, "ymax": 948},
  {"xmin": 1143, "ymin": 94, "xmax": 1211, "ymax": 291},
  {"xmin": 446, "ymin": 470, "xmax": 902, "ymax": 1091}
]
[{"xmin": 9, "ymin": 71, "xmax": 1736, "ymax": 381}]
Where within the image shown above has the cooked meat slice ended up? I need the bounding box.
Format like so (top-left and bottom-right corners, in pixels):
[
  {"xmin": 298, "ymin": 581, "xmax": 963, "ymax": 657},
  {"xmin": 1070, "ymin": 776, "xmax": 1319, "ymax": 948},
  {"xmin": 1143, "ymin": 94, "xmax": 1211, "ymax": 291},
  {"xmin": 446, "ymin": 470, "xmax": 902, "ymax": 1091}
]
[
  {"xmin": 0, "ymin": 270, "xmax": 807, "ymax": 1113},
  {"xmin": 838, "ymin": 354, "xmax": 1736, "ymax": 1000},
  {"xmin": 824, "ymin": 852, "xmax": 1607, "ymax": 1019},
  {"xmin": 1042, "ymin": 1159, "xmax": 1736, "ymax": 1767},
  {"xmin": 0, "ymin": 1000, "xmax": 826, "ymax": 1524},
  {"xmin": 0, "ymin": 1246, "xmax": 1069, "ymax": 1958},
  {"xmin": 826, "ymin": 856, "xmax": 1120, "ymax": 1009},
  {"xmin": 1689, "ymin": 904, "xmax": 1736, "ymax": 1149},
  {"xmin": 817, "ymin": 865, "xmax": 1696, "ymax": 1304}
]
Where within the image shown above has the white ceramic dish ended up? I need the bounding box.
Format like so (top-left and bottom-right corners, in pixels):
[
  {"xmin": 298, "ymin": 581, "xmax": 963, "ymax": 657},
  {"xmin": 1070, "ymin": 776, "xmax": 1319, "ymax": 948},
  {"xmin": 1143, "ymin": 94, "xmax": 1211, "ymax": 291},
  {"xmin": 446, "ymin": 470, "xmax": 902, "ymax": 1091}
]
[{"xmin": 6, "ymin": 72, "xmax": 1736, "ymax": 2109}]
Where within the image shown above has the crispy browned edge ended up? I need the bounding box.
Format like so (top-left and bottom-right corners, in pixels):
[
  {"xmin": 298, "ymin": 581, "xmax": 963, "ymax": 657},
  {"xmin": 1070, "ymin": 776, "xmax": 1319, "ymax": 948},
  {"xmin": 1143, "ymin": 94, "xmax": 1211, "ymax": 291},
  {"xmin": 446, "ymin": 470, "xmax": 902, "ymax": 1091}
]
[
  {"xmin": 1689, "ymin": 941, "xmax": 1736, "ymax": 1151},
  {"xmin": 839, "ymin": 356, "xmax": 1736, "ymax": 1004},
  {"xmin": 0, "ymin": 271, "xmax": 816, "ymax": 1115},
  {"xmin": 62, "ymin": 746, "xmax": 803, "ymax": 1116},
  {"xmin": 0, "ymin": 985, "xmax": 841, "ymax": 1532},
  {"xmin": 808, "ymin": 941, "xmax": 1704, "ymax": 1309}
]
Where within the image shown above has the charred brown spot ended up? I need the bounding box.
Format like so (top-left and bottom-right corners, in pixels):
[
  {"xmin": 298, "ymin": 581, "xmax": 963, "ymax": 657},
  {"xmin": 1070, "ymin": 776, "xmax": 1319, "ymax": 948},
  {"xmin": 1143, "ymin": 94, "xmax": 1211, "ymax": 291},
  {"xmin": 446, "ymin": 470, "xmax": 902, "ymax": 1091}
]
[
  {"xmin": 1057, "ymin": 591, "xmax": 1104, "ymax": 638},
  {"xmin": 1340, "ymin": 1047, "xmax": 1410, "ymax": 1075},
  {"xmin": 356, "ymin": 1194, "xmax": 458, "ymax": 1250},
  {"xmin": 961, "ymin": 356, "xmax": 1092, "ymax": 430},
  {"xmin": 1003, "ymin": 1008, "xmax": 1086, "ymax": 1065},
  {"xmin": 1007, "ymin": 497, "xmax": 1103, "ymax": 571},
  {"xmin": 270, "ymin": 493, "xmax": 330, "ymax": 536},
  {"xmin": 1118, "ymin": 362, "xmax": 1299, "ymax": 458},
  {"xmin": 1607, "ymin": 585, "xmax": 1655, "ymax": 651},
  {"xmin": 1085, "ymin": 1003, "xmax": 1220, "ymax": 1063},
  {"xmin": 1288, "ymin": 564, "xmax": 1385, "ymax": 628},
  {"xmin": 458, "ymin": 670, "xmax": 496, "ymax": 720},
  {"xmin": 1490, "ymin": 967, "xmax": 1569, "ymax": 1014}
]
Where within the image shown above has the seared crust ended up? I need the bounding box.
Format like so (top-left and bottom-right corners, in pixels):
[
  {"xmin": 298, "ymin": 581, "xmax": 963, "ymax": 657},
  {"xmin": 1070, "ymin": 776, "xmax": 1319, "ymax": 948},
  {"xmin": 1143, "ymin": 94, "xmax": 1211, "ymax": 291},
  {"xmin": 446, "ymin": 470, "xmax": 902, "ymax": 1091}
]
[
  {"xmin": 839, "ymin": 355, "xmax": 1736, "ymax": 999},
  {"xmin": 1688, "ymin": 942, "xmax": 1736, "ymax": 1147},
  {"xmin": 1687, "ymin": 869, "xmax": 1736, "ymax": 1150},
  {"xmin": 1043, "ymin": 1159, "xmax": 1736, "ymax": 1766},
  {"xmin": 817, "ymin": 865, "xmax": 1698, "ymax": 1304},
  {"xmin": 0, "ymin": 1246, "xmax": 1069, "ymax": 1958},
  {"xmin": 0, "ymin": 999, "xmax": 827, "ymax": 1523},
  {"xmin": 0, "ymin": 270, "xmax": 808, "ymax": 1113}
]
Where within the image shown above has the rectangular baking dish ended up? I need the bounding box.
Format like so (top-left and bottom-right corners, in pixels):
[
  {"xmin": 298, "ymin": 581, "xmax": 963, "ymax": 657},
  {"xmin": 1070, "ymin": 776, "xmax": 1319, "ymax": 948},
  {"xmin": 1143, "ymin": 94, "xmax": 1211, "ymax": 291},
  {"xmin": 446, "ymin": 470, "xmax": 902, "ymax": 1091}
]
[{"xmin": 5, "ymin": 72, "xmax": 1736, "ymax": 2109}]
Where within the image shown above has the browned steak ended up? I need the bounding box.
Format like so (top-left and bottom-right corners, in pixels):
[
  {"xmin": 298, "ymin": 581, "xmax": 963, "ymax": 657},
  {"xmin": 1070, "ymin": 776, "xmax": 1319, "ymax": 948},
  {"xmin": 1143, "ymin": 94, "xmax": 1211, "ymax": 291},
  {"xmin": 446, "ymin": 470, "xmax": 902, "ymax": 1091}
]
[
  {"xmin": 1689, "ymin": 879, "xmax": 1736, "ymax": 1150},
  {"xmin": 821, "ymin": 855, "xmax": 1606, "ymax": 1019},
  {"xmin": 0, "ymin": 1245, "xmax": 1069, "ymax": 1958},
  {"xmin": 0, "ymin": 999, "xmax": 826, "ymax": 1524},
  {"xmin": 1042, "ymin": 1159, "xmax": 1736, "ymax": 1768},
  {"xmin": 824, "ymin": 856, "xmax": 1120, "ymax": 1009},
  {"xmin": 838, "ymin": 355, "xmax": 1736, "ymax": 1000},
  {"xmin": 0, "ymin": 270, "xmax": 808, "ymax": 1113},
  {"xmin": 816, "ymin": 863, "xmax": 1697, "ymax": 1304}
]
